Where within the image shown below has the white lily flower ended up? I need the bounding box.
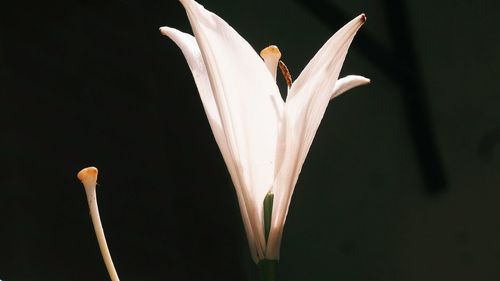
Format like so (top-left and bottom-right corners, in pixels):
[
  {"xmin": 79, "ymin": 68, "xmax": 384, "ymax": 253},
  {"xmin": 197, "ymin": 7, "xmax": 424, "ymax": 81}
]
[{"xmin": 160, "ymin": 0, "xmax": 369, "ymax": 262}]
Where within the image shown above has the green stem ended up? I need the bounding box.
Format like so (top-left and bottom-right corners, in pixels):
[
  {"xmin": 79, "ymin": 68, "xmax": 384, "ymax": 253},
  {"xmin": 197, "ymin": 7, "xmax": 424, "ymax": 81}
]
[{"xmin": 258, "ymin": 259, "xmax": 278, "ymax": 281}]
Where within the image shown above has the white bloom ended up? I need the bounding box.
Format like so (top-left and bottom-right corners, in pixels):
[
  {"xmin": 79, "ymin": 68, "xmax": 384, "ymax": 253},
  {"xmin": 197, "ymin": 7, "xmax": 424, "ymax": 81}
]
[{"xmin": 160, "ymin": 0, "xmax": 369, "ymax": 262}]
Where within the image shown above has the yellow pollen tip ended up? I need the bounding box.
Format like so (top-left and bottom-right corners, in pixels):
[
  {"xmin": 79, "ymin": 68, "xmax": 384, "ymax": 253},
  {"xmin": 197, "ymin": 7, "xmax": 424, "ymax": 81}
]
[
  {"xmin": 260, "ymin": 45, "xmax": 282, "ymax": 60},
  {"xmin": 77, "ymin": 167, "xmax": 98, "ymax": 183}
]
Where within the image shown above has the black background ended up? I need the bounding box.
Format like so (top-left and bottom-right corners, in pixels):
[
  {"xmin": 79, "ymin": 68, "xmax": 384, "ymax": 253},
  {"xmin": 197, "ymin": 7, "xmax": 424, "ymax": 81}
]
[{"xmin": 1, "ymin": 0, "xmax": 500, "ymax": 280}]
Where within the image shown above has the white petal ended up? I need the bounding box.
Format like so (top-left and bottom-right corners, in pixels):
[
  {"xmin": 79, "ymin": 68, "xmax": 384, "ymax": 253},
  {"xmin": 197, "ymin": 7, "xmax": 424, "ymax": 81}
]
[
  {"xmin": 160, "ymin": 26, "xmax": 260, "ymax": 260},
  {"xmin": 180, "ymin": 0, "xmax": 284, "ymax": 260},
  {"xmin": 267, "ymin": 14, "xmax": 366, "ymax": 259},
  {"xmin": 159, "ymin": 27, "xmax": 230, "ymax": 179},
  {"xmin": 159, "ymin": 27, "xmax": 223, "ymax": 145},
  {"xmin": 331, "ymin": 75, "xmax": 370, "ymax": 100}
]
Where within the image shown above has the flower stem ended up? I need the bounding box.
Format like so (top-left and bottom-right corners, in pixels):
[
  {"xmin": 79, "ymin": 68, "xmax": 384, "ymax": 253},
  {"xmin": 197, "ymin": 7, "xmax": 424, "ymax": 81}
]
[{"xmin": 258, "ymin": 259, "xmax": 278, "ymax": 281}]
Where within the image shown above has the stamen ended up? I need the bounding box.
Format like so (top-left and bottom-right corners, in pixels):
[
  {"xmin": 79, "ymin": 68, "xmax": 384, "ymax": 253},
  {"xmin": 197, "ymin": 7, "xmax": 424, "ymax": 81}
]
[
  {"xmin": 77, "ymin": 167, "xmax": 120, "ymax": 281},
  {"xmin": 260, "ymin": 45, "xmax": 281, "ymax": 81},
  {"xmin": 278, "ymin": 60, "xmax": 293, "ymax": 88}
]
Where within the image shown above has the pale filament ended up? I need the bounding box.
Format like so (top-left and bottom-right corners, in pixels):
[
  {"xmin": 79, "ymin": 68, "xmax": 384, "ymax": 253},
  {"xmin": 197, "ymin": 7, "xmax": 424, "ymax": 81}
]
[{"xmin": 77, "ymin": 167, "xmax": 120, "ymax": 281}]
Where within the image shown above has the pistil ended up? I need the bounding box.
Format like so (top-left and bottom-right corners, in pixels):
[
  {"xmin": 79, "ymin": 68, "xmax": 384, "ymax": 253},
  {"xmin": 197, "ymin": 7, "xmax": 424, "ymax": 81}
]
[
  {"xmin": 260, "ymin": 45, "xmax": 282, "ymax": 81},
  {"xmin": 77, "ymin": 167, "xmax": 120, "ymax": 281},
  {"xmin": 260, "ymin": 45, "xmax": 292, "ymax": 88}
]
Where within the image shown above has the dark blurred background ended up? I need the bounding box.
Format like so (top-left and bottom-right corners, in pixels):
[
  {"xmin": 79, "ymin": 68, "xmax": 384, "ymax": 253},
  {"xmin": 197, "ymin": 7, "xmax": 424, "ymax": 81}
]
[{"xmin": 1, "ymin": 0, "xmax": 500, "ymax": 280}]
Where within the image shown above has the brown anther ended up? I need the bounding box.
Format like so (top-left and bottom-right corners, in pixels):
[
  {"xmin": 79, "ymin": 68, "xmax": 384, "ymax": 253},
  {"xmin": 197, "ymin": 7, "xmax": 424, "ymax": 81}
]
[{"xmin": 278, "ymin": 60, "xmax": 293, "ymax": 88}]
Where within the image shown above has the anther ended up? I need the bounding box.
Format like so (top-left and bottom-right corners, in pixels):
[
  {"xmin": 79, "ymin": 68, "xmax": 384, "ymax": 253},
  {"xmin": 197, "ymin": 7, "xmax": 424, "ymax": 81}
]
[{"xmin": 278, "ymin": 60, "xmax": 293, "ymax": 88}]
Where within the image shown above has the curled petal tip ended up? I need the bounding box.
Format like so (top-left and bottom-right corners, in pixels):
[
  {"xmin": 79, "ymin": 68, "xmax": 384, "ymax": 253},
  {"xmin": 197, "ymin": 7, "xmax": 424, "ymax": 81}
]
[
  {"xmin": 159, "ymin": 26, "xmax": 171, "ymax": 36},
  {"xmin": 330, "ymin": 75, "xmax": 371, "ymax": 100},
  {"xmin": 360, "ymin": 13, "xmax": 367, "ymax": 22},
  {"xmin": 77, "ymin": 167, "xmax": 98, "ymax": 184},
  {"xmin": 358, "ymin": 76, "xmax": 371, "ymax": 84}
]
